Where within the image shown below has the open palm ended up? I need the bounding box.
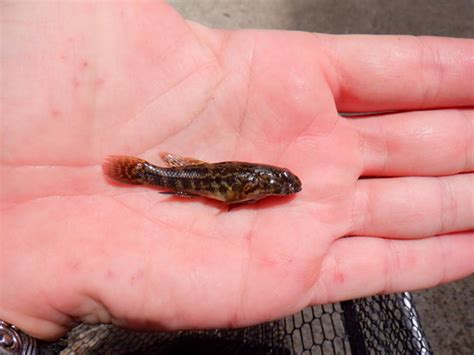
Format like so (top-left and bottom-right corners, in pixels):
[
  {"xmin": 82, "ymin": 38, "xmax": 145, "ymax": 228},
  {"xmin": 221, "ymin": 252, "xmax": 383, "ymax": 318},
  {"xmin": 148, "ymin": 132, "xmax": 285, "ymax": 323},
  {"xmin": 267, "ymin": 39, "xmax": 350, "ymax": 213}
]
[{"xmin": 2, "ymin": 2, "xmax": 473, "ymax": 340}]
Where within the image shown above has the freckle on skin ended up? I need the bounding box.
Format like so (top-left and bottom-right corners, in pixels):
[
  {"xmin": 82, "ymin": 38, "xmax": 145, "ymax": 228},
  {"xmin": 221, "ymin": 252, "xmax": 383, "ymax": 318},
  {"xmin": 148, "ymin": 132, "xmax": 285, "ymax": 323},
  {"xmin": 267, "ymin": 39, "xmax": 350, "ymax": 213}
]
[
  {"xmin": 105, "ymin": 270, "xmax": 114, "ymax": 279},
  {"xmin": 95, "ymin": 78, "xmax": 105, "ymax": 88},
  {"xmin": 130, "ymin": 270, "xmax": 144, "ymax": 285},
  {"xmin": 73, "ymin": 77, "xmax": 80, "ymax": 88},
  {"xmin": 51, "ymin": 108, "xmax": 61, "ymax": 117},
  {"xmin": 334, "ymin": 271, "xmax": 345, "ymax": 284},
  {"xmin": 67, "ymin": 261, "xmax": 81, "ymax": 272},
  {"xmin": 81, "ymin": 60, "xmax": 88, "ymax": 69}
]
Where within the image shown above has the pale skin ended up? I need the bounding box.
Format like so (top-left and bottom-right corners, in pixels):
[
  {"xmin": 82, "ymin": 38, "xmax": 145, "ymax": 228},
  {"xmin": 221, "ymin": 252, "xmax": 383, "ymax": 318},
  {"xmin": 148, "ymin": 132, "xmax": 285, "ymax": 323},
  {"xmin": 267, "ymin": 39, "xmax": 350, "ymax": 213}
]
[{"xmin": 1, "ymin": 1, "xmax": 473, "ymax": 341}]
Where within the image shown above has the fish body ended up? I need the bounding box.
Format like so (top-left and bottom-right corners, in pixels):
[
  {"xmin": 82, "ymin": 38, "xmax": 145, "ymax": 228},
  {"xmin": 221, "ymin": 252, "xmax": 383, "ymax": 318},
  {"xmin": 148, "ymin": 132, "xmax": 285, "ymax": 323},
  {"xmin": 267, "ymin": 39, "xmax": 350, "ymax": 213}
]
[{"xmin": 103, "ymin": 153, "xmax": 302, "ymax": 205}]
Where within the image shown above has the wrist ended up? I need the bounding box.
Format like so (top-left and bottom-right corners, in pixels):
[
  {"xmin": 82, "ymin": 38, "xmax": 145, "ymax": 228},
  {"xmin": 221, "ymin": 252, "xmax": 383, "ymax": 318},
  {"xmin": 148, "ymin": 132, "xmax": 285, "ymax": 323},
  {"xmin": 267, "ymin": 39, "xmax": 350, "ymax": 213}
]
[{"xmin": 0, "ymin": 240, "xmax": 78, "ymax": 340}]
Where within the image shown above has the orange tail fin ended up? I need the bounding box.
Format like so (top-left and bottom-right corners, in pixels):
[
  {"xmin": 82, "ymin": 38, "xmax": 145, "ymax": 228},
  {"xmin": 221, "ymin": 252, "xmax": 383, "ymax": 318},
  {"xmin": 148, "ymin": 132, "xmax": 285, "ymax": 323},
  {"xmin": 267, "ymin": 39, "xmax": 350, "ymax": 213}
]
[{"xmin": 102, "ymin": 155, "xmax": 148, "ymax": 184}]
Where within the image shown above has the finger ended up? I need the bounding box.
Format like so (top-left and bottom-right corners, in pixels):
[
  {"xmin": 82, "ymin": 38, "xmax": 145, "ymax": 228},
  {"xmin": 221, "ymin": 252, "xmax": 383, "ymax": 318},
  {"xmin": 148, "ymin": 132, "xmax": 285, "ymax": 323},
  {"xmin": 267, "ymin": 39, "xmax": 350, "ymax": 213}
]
[
  {"xmin": 318, "ymin": 35, "xmax": 474, "ymax": 111},
  {"xmin": 351, "ymin": 108, "xmax": 474, "ymax": 176},
  {"xmin": 351, "ymin": 174, "xmax": 474, "ymax": 238},
  {"xmin": 312, "ymin": 232, "xmax": 473, "ymax": 305}
]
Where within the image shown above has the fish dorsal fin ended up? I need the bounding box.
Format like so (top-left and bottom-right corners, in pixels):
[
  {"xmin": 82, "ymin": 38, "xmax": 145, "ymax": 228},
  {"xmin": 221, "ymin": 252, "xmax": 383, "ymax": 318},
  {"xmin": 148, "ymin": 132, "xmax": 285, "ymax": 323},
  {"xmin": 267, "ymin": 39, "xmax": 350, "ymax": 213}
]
[{"xmin": 159, "ymin": 152, "xmax": 207, "ymax": 167}]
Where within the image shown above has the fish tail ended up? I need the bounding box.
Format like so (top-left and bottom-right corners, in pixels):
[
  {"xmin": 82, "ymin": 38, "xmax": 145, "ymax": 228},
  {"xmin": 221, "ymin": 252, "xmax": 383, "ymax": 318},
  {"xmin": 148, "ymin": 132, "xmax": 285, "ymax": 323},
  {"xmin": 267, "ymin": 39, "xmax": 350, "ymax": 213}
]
[{"xmin": 102, "ymin": 155, "xmax": 149, "ymax": 184}]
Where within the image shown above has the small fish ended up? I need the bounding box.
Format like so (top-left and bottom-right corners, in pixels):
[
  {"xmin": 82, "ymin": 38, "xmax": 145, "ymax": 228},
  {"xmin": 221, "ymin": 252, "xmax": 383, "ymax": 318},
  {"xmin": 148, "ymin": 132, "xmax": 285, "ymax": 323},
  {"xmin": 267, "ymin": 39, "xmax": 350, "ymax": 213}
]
[{"xmin": 102, "ymin": 153, "xmax": 302, "ymax": 206}]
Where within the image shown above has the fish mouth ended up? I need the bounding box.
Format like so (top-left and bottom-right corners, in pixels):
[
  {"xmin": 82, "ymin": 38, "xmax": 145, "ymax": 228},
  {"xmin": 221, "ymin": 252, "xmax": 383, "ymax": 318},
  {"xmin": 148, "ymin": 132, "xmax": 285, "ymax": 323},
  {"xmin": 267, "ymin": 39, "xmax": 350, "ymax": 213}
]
[
  {"xmin": 287, "ymin": 179, "xmax": 302, "ymax": 194},
  {"xmin": 293, "ymin": 175, "xmax": 302, "ymax": 193},
  {"xmin": 291, "ymin": 184, "xmax": 302, "ymax": 194}
]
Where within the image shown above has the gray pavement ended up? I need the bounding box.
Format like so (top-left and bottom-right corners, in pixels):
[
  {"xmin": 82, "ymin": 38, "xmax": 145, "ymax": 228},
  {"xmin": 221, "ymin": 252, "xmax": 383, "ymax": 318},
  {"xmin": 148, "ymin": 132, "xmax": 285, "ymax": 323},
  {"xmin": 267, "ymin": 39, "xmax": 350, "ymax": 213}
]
[
  {"xmin": 169, "ymin": 0, "xmax": 474, "ymax": 36},
  {"xmin": 168, "ymin": 1, "xmax": 473, "ymax": 354}
]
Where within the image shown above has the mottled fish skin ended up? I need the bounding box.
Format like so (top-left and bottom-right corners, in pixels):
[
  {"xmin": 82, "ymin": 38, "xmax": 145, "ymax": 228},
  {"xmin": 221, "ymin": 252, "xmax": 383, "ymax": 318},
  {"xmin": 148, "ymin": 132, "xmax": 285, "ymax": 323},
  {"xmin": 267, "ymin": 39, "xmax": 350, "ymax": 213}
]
[{"xmin": 103, "ymin": 155, "xmax": 302, "ymax": 205}]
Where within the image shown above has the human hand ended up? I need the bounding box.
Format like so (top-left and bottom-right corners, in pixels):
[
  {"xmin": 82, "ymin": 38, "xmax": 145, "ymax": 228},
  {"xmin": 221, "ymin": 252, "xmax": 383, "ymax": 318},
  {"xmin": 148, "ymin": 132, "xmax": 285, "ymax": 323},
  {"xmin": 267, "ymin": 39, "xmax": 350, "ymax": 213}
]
[{"xmin": 1, "ymin": 1, "xmax": 472, "ymax": 340}]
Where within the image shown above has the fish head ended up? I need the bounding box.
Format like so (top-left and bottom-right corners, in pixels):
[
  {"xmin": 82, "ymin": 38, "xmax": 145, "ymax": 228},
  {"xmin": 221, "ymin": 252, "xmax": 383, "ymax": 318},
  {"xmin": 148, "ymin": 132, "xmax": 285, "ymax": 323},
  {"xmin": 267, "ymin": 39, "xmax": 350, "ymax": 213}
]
[{"xmin": 251, "ymin": 166, "xmax": 302, "ymax": 196}]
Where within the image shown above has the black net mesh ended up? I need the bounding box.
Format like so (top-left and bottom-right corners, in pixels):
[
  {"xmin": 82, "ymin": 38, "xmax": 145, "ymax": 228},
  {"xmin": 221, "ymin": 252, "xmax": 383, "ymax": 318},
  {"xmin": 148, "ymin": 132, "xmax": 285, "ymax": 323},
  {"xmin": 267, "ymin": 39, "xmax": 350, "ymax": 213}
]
[
  {"xmin": 56, "ymin": 292, "xmax": 431, "ymax": 354},
  {"xmin": 283, "ymin": 303, "xmax": 350, "ymax": 354},
  {"xmin": 341, "ymin": 292, "xmax": 432, "ymax": 355}
]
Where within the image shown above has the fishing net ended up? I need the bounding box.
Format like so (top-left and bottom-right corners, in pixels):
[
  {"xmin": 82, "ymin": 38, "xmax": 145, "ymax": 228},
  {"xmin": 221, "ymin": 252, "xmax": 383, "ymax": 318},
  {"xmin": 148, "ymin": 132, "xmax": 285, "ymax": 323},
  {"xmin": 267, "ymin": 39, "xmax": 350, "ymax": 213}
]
[{"xmin": 52, "ymin": 292, "xmax": 431, "ymax": 354}]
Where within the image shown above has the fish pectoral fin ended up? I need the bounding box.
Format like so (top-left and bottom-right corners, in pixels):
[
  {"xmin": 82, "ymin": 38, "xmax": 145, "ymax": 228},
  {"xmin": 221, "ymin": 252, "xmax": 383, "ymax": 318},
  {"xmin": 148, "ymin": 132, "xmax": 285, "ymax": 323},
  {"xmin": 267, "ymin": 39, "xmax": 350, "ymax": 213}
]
[
  {"xmin": 159, "ymin": 152, "xmax": 207, "ymax": 167},
  {"xmin": 227, "ymin": 199, "xmax": 259, "ymax": 211},
  {"xmin": 160, "ymin": 191, "xmax": 200, "ymax": 198}
]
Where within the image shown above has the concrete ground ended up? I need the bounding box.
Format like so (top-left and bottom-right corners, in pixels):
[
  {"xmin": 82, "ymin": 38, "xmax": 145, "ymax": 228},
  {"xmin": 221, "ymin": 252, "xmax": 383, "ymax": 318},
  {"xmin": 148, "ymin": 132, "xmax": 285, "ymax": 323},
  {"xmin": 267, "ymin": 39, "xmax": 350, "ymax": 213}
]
[
  {"xmin": 169, "ymin": 0, "xmax": 473, "ymax": 36},
  {"xmin": 168, "ymin": 1, "xmax": 473, "ymax": 354}
]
